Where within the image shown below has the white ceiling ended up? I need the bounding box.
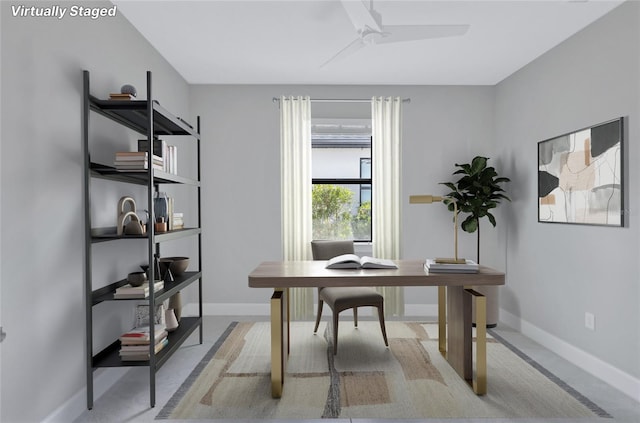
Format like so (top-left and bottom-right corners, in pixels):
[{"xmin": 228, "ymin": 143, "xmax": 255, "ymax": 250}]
[{"xmin": 113, "ymin": 0, "xmax": 624, "ymax": 86}]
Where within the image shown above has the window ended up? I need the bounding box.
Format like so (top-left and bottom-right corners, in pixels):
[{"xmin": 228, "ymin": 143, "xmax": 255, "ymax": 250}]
[
  {"xmin": 311, "ymin": 119, "xmax": 372, "ymax": 242},
  {"xmin": 360, "ymin": 158, "xmax": 371, "ymax": 204}
]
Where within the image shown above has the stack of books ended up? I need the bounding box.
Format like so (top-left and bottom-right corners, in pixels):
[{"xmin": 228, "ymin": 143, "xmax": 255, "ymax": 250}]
[
  {"xmin": 137, "ymin": 139, "xmax": 178, "ymax": 175},
  {"xmin": 424, "ymin": 259, "xmax": 479, "ymax": 274},
  {"xmin": 119, "ymin": 324, "xmax": 168, "ymax": 361},
  {"xmin": 113, "ymin": 280, "xmax": 164, "ymax": 299},
  {"xmin": 109, "ymin": 93, "xmax": 136, "ymax": 100},
  {"xmin": 114, "ymin": 151, "xmax": 163, "ymax": 172}
]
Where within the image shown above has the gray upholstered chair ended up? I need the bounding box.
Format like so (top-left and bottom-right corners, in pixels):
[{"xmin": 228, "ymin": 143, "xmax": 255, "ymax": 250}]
[{"xmin": 311, "ymin": 240, "xmax": 389, "ymax": 354}]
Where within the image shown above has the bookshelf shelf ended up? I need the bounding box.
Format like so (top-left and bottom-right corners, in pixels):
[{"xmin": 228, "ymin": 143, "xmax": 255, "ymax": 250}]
[
  {"xmin": 92, "ymin": 316, "xmax": 202, "ymax": 369},
  {"xmin": 88, "ymin": 95, "xmax": 199, "ymax": 138},
  {"xmin": 91, "ymin": 271, "xmax": 202, "ymax": 305},
  {"xmin": 90, "ymin": 162, "xmax": 200, "ymax": 186},
  {"xmin": 90, "ymin": 227, "xmax": 201, "ymax": 244}
]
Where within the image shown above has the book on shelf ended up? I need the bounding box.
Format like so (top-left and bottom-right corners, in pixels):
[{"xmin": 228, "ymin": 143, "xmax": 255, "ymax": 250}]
[
  {"xmin": 113, "ymin": 281, "xmax": 164, "ymax": 299},
  {"xmin": 114, "ymin": 151, "xmax": 163, "ymax": 171},
  {"xmin": 120, "ymin": 338, "xmax": 169, "ymax": 361},
  {"xmin": 115, "ymin": 152, "xmax": 162, "ymax": 161},
  {"xmin": 167, "ymin": 196, "xmax": 174, "ymax": 231},
  {"xmin": 424, "ymin": 259, "xmax": 479, "ymax": 274},
  {"xmin": 115, "ymin": 167, "xmax": 164, "ymax": 173},
  {"xmin": 120, "ymin": 331, "xmax": 167, "ymax": 348},
  {"xmin": 167, "ymin": 145, "xmax": 177, "ymax": 174},
  {"xmin": 119, "ymin": 324, "xmax": 167, "ymax": 344},
  {"xmin": 109, "ymin": 93, "xmax": 136, "ymax": 100},
  {"xmin": 115, "ymin": 152, "xmax": 163, "ymax": 161},
  {"xmin": 114, "ymin": 165, "xmax": 164, "ymax": 172},
  {"xmin": 120, "ymin": 336, "xmax": 168, "ymax": 351},
  {"xmin": 325, "ymin": 254, "xmax": 398, "ymax": 269},
  {"xmin": 115, "ymin": 160, "xmax": 163, "ymax": 166},
  {"xmin": 120, "ymin": 336, "xmax": 168, "ymax": 352},
  {"xmin": 138, "ymin": 139, "xmax": 178, "ymax": 174},
  {"xmin": 115, "ymin": 280, "xmax": 163, "ymax": 293}
]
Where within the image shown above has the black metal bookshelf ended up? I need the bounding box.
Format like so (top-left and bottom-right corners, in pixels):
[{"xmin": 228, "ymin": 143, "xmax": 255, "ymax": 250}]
[{"xmin": 82, "ymin": 70, "xmax": 203, "ymax": 409}]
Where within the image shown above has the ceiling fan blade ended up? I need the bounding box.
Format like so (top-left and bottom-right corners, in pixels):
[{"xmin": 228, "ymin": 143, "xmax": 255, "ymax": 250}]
[
  {"xmin": 377, "ymin": 24, "xmax": 469, "ymax": 44},
  {"xmin": 340, "ymin": 0, "xmax": 382, "ymax": 32},
  {"xmin": 320, "ymin": 37, "xmax": 366, "ymax": 68}
]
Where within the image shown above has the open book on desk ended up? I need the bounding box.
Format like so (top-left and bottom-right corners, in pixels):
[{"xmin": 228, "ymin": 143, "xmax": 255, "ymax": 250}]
[{"xmin": 326, "ymin": 254, "xmax": 398, "ymax": 269}]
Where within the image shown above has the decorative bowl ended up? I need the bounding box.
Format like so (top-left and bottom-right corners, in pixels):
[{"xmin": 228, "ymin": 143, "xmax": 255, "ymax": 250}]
[
  {"xmin": 159, "ymin": 256, "xmax": 189, "ymax": 276},
  {"xmin": 127, "ymin": 271, "xmax": 148, "ymax": 287}
]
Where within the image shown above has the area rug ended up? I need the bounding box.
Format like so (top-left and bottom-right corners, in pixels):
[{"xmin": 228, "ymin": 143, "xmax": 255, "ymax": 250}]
[{"xmin": 157, "ymin": 321, "xmax": 610, "ymax": 420}]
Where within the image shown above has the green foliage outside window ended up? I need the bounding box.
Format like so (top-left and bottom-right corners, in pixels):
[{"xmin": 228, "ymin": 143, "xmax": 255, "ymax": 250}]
[
  {"xmin": 352, "ymin": 201, "xmax": 371, "ymax": 240},
  {"xmin": 312, "ymin": 185, "xmax": 353, "ymax": 239},
  {"xmin": 312, "ymin": 185, "xmax": 372, "ymax": 241}
]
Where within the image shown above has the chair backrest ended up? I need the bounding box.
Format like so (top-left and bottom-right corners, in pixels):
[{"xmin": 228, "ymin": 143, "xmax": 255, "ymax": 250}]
[{"xmin": 311, "ymin": 240, "xmax": 354, "ymax": 260}]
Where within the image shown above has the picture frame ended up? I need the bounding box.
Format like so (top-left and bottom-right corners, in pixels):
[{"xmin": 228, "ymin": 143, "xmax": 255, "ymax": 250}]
[
  {"xmin": 135, "ymin": 303, "xmax": 166, "ymax": 328},
  {"xmin": 538, "ymin": 117, "xmax": 624, "ymax": 226}
]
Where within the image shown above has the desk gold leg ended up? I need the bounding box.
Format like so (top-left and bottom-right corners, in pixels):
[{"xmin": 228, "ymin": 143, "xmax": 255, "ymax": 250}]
[
  {"xmin": 270, "ymin": 289, "xmax": 287, "ymax": 398},
  {"xmin": 438, "ymin": 286, "xmax": 446, "ymax": 354},
  {"xmin": 465, "ymin": 288, "xmax": 487, "ymax": 395}
]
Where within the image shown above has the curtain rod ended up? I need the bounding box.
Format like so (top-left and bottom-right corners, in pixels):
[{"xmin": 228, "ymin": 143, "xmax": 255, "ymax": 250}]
[{"xmin": 272, "ymin": 97, "xmax": 411, "ymax": 104}]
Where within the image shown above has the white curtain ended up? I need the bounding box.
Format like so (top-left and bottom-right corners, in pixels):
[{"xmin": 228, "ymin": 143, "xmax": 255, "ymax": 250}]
[
  {"xmin": 371, "ymin": 96, "xmax": 404, "ymax": 317},
  {"xmin": 280, "ymin": 96, "xmax": 314, "ymax": 320}
]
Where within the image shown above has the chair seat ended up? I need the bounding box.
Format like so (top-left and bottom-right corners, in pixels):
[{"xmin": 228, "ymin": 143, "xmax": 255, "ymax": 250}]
[
  {"xmin": 311, "ymin": 240, "xmax": 388, "ymax": 354},
  {"xmin": 320, "ymin": 287, "xmax": 382, "ymax": 311}
]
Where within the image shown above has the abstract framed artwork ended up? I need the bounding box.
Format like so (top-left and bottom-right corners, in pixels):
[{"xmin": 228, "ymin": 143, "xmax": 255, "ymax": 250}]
[{"xmin": 538, "ymin": 117, "xmax": 624, "ymax": 226}]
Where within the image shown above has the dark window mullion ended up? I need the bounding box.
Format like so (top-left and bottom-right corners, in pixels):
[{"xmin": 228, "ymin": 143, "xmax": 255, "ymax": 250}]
[{"xmin": 312, "ymin": 178, "xmax": 371, "ymax": 185}]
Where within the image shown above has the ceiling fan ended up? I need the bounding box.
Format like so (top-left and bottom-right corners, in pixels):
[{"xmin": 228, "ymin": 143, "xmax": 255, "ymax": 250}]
[{"xmin": 322, "ymin": 0, "xmax": 469, "ymax": 67}]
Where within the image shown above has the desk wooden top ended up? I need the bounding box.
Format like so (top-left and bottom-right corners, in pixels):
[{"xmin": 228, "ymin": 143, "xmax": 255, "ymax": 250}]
[{"xmin": 248, "ymin": 260, "xmax": 505, "ymax": 288}]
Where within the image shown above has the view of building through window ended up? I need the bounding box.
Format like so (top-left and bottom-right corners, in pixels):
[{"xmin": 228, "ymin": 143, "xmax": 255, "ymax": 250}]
[{"xmin": 311, "ymin": 118, "xmax": 372, "ymax": 241}]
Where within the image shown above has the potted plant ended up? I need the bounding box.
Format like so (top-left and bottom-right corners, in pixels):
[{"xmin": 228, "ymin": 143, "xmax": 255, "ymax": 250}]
[
  {"xmin": 441, "ymin": 156, "xmax": 510, "ymax": 328},
  {"xmin": 441, "ymin": 156, "xmax": 510, "ymax": 263}
]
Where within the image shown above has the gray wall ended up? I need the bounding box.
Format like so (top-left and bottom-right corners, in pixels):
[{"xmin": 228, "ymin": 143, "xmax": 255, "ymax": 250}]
[
  {"xmin": 190, "ymin": 84, "xmax": 498, "ymax": 311},
  {"xmin": 1, "ymin": 2, "xmax": 193, "ymax": 421},
  {"xmin": 495, "ymin": 1, "xmax": 640, "ymax": 380}
]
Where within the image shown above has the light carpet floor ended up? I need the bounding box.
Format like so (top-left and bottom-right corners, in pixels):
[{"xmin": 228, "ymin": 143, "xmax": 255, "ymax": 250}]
[{"xmin": 156, "ymin": 321, "xmax": 610, "ymax": 420}]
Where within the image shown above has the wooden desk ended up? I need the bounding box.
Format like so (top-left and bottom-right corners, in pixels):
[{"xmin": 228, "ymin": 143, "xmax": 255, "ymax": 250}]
[{"xmin": 248, "ymin": 260, "xmax": 505, "ymax": 398}]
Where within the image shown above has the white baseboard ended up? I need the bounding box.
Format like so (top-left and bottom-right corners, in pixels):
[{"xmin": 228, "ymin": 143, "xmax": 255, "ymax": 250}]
[
  {"xmin": 499, "ymin": 308, "xmax": 640, "ymax": 403},
  {"xmin": 43, "ymin": 368, "xmax": 128, "ymax": 423}
]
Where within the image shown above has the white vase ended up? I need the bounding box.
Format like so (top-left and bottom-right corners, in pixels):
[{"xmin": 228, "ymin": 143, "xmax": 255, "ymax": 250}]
[
  {"xmin": 169, "ymin": 291, "xmax": 182, "ymax": 322},
  {"xmin": 165, "ymin": 308, "xmax": 179, "ymax": 332}
]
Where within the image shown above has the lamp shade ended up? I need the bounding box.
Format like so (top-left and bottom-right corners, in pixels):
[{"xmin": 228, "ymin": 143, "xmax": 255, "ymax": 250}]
[{"xmin": 409, "ymin": 195, "xmax": 444, "ymax": 204}]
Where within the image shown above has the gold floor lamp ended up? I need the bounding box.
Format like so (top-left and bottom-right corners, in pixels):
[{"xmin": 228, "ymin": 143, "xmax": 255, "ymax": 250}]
[{"xmin": 409, "ymin": 195, "xmax": 466, "ymax": 264}]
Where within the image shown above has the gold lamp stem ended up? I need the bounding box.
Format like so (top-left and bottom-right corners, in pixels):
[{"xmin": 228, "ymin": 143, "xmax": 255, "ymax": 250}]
[
  {"xmin": 453, "ymin": 201, "xmax": 459, "ymax": 262},
  {"xmin": 408, "ymin": 194, "xmax": 465, "ymax": 264}
]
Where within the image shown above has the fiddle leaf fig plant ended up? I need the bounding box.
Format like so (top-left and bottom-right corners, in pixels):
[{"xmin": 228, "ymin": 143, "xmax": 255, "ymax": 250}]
[{"xmin": 441, "ymin": 156, "xmax": 510, "ymax": 262}]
